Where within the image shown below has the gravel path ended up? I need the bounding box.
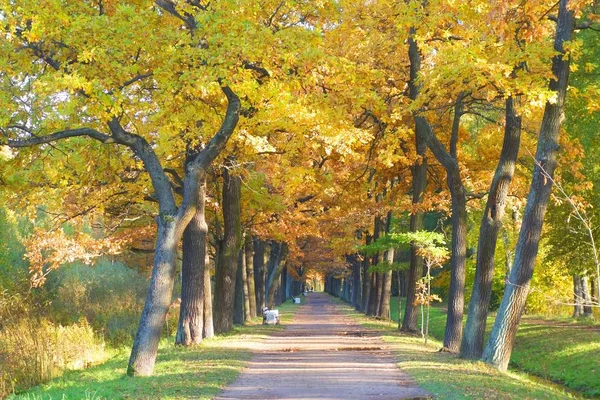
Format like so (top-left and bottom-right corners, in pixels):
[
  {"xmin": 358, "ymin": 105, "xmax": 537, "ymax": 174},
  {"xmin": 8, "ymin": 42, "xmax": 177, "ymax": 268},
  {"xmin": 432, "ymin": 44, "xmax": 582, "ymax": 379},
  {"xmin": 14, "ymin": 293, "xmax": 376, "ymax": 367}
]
[{"xmin": 214, "ymin": 293, "xmax": 430, "ymax": 400}]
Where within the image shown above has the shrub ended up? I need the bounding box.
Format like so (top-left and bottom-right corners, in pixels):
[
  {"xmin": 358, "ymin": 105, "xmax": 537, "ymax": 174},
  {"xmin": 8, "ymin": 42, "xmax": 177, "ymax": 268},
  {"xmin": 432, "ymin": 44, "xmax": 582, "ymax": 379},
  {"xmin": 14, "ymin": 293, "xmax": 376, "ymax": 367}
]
[
  {"xmin": 45, "ymin": 259, "xmax": 148, "ymax": 345},
  {"xmin": 0, "ymin": 317, "xmax": 106, "ymax": 397}
]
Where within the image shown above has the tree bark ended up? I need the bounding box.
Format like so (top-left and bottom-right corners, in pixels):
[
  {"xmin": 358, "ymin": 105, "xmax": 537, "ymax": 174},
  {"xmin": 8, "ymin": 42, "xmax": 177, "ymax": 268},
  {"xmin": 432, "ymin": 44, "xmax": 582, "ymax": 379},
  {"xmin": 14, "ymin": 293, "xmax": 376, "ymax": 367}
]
[
  {"xmin": 352, "ymin": 254, "xmax": 362, "ymax": 310},
  {"xmin": 203, "ymin": 247, "xmax": 214, "ymax": 339},
  {"xmin": 402, "ymin": 29, "xmax": 427, "ymax": 333},
  {"xmin": 241, "ymin": 243, "xmax": 252, "ymax": 321},
  {"xmin": 482, "ymin": 0, "xmax": 574, "ymax": 371},
  {"xmin": 266, "ymin": 242, "xmax": 288, "ymax": 308},
  {"xmin": 127, "ymin": 218, "xmax": 180, "ymax": 376},
  {"xmin": 361, "ymin": 234, "xmax": 372, "ymax": 313},
  {"xmin": 379, "ymin": 211, "xmax": 394, "ymax": 319},
  {"xmin": 573, "ymin": 275, "xmax": 584, "ymax": 317},
  {"xmin": 253, "ymin": 238, "xmax": 266, "ymax": 314},
  {"xmin": 367, "ymin": 272, "xmax": 378, "ymax": 316},
  {"xmin": 213, "ymin": 158, "xmax": 243, "ymax": 334},
  {"xmin": 245, "ymin": 236, "xmax": 257, "ymax": 318},
  {"xmin": 461, "ymin": 97, "xmax": 522, "ymax": 359},
  {"xmin": 379, "ymin": 249, "xmax": 394, "ymax": 320},
  {"xmin": 233, "ymin": 250, "xmax": 245, "ymax": 325},
  {"xmin": 175, "ymin": 175, "xmax": 208, "ymax": 346},
  {"xmin": 443, "ymin": 171, "xmax": 467, "ymax": 352},
  {"xmin": 280, "ymin": 265, "xmax": 288, "ymax": 304}
]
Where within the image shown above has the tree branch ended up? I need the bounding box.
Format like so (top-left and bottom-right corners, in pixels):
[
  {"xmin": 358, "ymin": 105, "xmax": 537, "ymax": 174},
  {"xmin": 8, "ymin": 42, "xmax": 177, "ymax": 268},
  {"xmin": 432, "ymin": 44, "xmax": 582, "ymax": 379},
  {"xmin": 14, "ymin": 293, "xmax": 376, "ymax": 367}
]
[{"xmin": 4, "ymin": 127, "xmax": 113, "ymax": 147}]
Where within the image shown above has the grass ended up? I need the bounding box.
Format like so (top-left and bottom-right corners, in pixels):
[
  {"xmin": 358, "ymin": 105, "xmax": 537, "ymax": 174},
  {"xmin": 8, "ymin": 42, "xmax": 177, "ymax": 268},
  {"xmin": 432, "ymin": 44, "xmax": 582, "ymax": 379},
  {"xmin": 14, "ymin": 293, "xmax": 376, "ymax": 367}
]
[
  {"xmin": 333, "ymin": 297, "xmax": 586, "ymax": 399},
  {"xmin": 9, "ymin": 301, "xmax": 301, "ymax": 400},
  {"xmin": 389, "ymin": 297, "xmax": 600, "ymax": 397}
]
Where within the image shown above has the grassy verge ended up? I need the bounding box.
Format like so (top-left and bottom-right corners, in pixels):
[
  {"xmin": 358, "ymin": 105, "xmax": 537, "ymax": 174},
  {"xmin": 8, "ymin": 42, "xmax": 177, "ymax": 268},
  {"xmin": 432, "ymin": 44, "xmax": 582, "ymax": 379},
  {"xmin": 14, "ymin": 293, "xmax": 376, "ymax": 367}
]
[
  {"xmin": 10, "ymin": 301, "xmax": 301, "ymax": 400},
  {"xmin": 332, "ymin": 297, "xmax": 585, "ymax": 399},
  {"xmin": 388, "ymin": 298, "xmax": 599, "ymax": 397}
]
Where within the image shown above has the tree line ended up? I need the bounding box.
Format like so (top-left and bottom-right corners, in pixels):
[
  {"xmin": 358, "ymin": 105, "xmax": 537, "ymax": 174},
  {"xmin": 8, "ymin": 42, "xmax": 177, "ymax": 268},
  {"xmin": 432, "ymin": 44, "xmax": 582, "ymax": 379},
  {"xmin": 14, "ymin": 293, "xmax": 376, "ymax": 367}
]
[{"xmin": 1, "ymin": 0, "xmax": 599, "ymax": 377}]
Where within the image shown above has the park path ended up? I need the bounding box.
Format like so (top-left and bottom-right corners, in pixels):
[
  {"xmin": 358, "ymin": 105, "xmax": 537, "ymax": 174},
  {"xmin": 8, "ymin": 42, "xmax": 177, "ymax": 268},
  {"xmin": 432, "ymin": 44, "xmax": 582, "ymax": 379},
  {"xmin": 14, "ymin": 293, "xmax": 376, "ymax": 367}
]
[{"xmin": 214, "ymin": 292, "xmax": 430, "ymax": 400}]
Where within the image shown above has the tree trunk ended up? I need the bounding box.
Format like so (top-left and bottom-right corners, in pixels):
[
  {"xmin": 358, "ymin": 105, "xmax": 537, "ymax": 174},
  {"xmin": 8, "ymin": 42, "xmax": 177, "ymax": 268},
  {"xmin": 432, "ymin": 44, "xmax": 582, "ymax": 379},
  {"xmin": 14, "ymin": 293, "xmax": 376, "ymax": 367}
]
[
  {"xmin": 361, "ymin": 235, "xmax": 372, "ymax": 313},
  {"xmin": 244, "ymin": 236, "xmax": 257, "ymax": 318},
  {"xmin": 253, "ymin": 238, "xmax": 266, "ymax": 314},
  {"xmin": 241, "ymin": 243, "xmax": 252, "ymax": 321},
  {"xmin": 582, "ymin": 276, "xmax": 593, "ymax": 317},
  {"xmin": 402, "ymin": 29, "xmax": 427, "ymax": 332},
  {"xmin": 379, "ymin": 211, "xmax": 394, "ymax": 319},
  {"xmin": 379, "ymin": 251, "xmax": 394, "ymax": 320},
  {"xmin": 203, "ymin": 247, "xmax": 214, "ymax": 339},
  {"xmin": 281, "ymin": 265, "xmax": 288, "ymax": 304},
  {"xmin": 443, "ymin": 176, "xmax": 467, "ymax": 352},
  {"xmin": 213, "ymin": 159, "xmax": 243, "ymax": 334},
  {"xmin": 461, "ymin": 97, "xmax": 522, "ymax": 359},
  {"xmin": 368, "ymin": 272, "xmax": 379, "ymax": 316},
  {"xmin": 266, "ymin": 242, "xmax": 288, "ymax": 308},
  {"xmin": 482, "ymin": 0, "xmax": 574, "ymax": 370},
  {"xmin": 175, "ymin": 176, "xmax": 208, "ymax": 345},
  {"xmin": 352, "ymin": 255, "xmax": 363, "ymax": 310},
  {"xmin": 127, "ymin": 217, "xmax": 179, "ymax": 376},
  {"xmin": 573, "ymin": 275, "xmax": 584, "ymax": 317},
  {"xmin": 233, "ymin": 250, "xmax": 245, "ymax": 325}
]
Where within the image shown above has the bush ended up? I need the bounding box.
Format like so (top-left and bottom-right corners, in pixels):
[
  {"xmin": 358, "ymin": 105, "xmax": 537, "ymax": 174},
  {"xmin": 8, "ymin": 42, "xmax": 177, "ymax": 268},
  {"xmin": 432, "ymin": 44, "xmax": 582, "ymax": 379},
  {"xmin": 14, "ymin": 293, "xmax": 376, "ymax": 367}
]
[
  {"xmin": 45, "ymin": 259, "xmax": 149, "ymax": 346},
  {"xmin": 0, "ymin": 317, "xmax": 106, "ymax": 397}
]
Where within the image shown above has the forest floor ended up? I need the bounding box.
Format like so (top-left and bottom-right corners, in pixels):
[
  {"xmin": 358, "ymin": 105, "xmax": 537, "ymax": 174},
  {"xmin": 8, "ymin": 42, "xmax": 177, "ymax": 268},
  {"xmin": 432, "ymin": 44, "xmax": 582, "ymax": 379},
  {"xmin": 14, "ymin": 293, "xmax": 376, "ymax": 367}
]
[{"xmin": 215, "ymin": 292, "xmax": 430, "ymax": 399}]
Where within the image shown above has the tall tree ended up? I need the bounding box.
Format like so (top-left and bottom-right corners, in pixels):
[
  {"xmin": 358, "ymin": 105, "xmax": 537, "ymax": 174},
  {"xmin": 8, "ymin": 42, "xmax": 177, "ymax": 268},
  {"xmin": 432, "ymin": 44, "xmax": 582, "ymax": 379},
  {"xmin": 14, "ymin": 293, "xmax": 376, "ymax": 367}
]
[
  {"xmin": 482, "ymin": 0, "xmax": 575, "ymax": 370},
  {"xmin": 214, "ymin": 158, "xmax": 243, "ymax": 333},
  {"xmin": 461, "ymin": 97, "xmax": 522, "ymax": 359}
]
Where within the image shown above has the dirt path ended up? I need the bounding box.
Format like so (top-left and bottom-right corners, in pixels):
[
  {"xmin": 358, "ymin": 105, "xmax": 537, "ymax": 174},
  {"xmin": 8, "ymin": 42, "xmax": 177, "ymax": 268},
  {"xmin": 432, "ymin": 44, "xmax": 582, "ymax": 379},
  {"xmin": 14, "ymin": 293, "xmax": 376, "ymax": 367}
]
[{"xmin": 214, "ymin": 293, "xmax": 430, "ymax": 400}]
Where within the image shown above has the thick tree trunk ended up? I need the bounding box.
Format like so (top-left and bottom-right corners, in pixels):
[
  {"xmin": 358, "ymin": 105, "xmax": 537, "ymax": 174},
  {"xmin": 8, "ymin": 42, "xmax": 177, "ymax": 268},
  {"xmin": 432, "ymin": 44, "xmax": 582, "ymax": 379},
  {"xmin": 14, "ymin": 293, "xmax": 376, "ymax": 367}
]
[
  {"xmin": 233, "ymin": 250, "xmax": 245, "ymax": 325},
  {"xmin": 443, "ymin": 178, "xmax": 467, "ymax": 352},
  {"xmin": 203, "ymin": 248, "xmax": 214, "ymax": 339},
  {"xmin": 245, "ymin": 236, "xmax": 257, "ymax": 318},
  {"xmin": 266, "ymin": 243, "xmax": 287, "ymax": 308},
  {"xmin": 175, "ymin": 176, "xmax": 208, "ymax": 345},
  {"xmin": 253, "ymin": 238, "xmax": 266, "ymax": 314},
  {"xmin": 482, "ymin": 0, "xmax": 574, "ymax": 371},
  {"xmin": 241, "ymin": 245, "xmax": 252, "ymax": 321},
  {"xmin": 213, "ymin": 160, "xmax": 243, "ymax": 334},
  {"xmin": 461, "ymin": 97, "xmax": 522, "ymax": 359},
  {"xmin": 379, "ymin": 250, "xmax": 394, "ymax": 320},
  {"xmin": 402, "ymin": 29, "xmax": 427, "ymax": 332},
  {"xmin": 127, "ymin": 218, "xmax": 179, "ymax": 376}
]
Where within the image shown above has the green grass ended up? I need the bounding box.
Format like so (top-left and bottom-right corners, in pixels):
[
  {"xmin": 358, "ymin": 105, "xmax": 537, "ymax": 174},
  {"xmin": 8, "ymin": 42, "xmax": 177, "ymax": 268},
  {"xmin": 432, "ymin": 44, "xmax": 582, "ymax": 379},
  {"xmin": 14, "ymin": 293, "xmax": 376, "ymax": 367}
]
[
  {"xmin": 333, "ymin": 297, "xmax": 585, "ymax": 399},
  {"xmin": 388, "ymin": 297, "xmax": 600, "ymax": 397},
  {"xmin": 9, "ymin": 301, "xmax": 301, "ymax": 400}
]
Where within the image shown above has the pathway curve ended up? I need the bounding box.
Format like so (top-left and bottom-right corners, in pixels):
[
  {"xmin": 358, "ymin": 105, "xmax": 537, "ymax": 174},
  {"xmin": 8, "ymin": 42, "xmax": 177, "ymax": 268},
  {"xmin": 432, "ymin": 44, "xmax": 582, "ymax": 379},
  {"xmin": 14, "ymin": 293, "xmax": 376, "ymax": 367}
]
[{"xmin": 214, "ymin": 293, "xmax": 430, "ymax": 400}]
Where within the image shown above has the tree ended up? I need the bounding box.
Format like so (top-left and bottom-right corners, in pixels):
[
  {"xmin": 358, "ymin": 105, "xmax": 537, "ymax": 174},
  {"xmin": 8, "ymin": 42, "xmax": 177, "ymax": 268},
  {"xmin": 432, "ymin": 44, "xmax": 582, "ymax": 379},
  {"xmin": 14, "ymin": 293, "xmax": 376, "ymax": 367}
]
[
  {"xmin": 214, "ymin": 158, "xmax": 243, "ymax": 334},
  {"xmin": 482, "ymin": 0, "xmax": 576, "ymax": 371},
  {"xmin": 461, "ymin": 97, "xmax": 522, "ymax": 359}
]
